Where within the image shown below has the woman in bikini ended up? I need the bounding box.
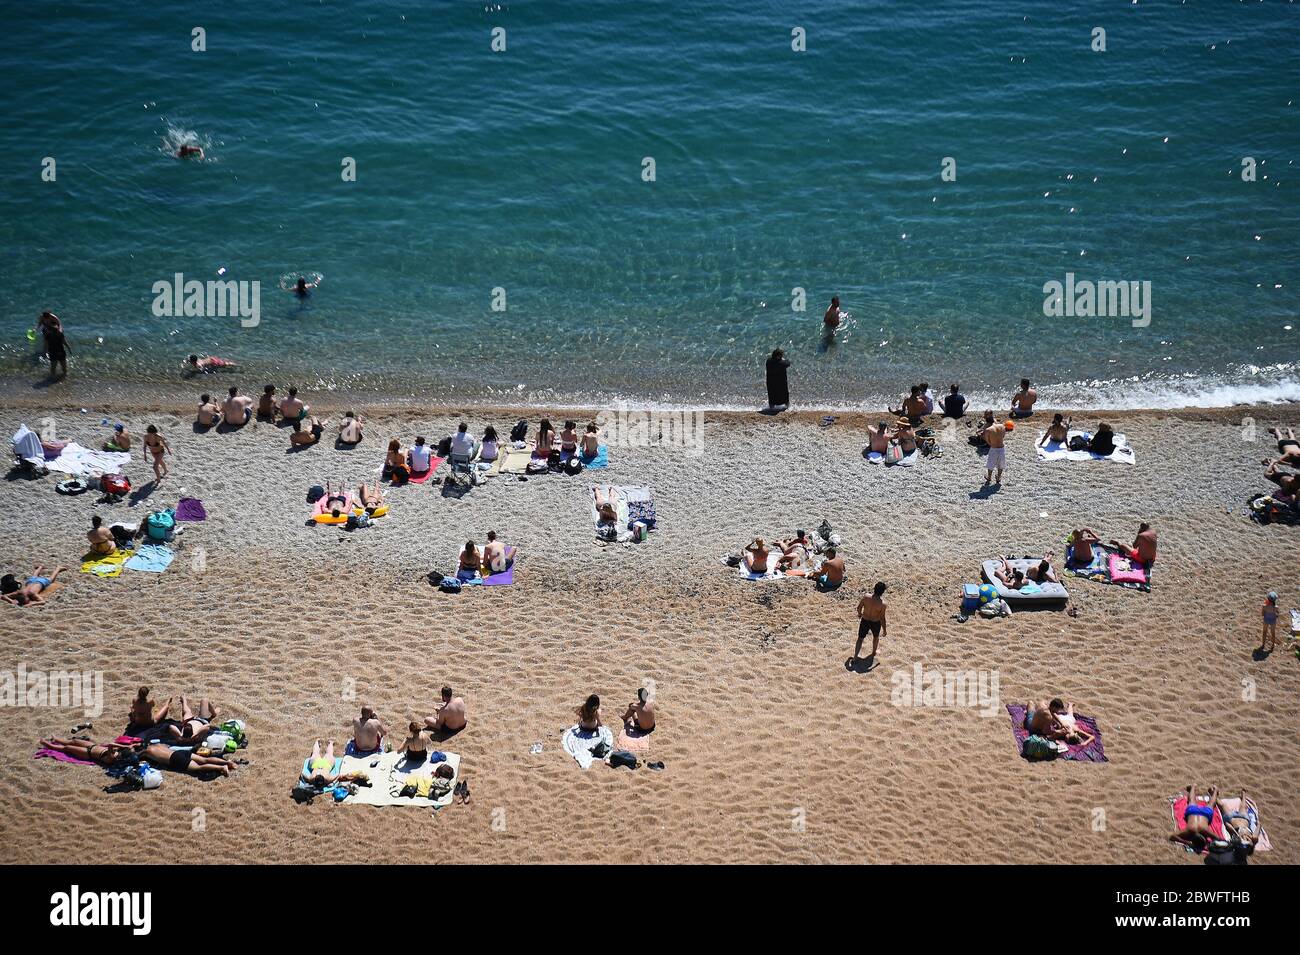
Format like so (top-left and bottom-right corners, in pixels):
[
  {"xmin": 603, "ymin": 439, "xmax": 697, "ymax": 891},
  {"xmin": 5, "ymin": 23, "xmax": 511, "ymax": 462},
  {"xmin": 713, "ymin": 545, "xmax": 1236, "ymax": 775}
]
[
  {"xmin": 457, "ymin": 541, "xmax": 481, "ymax": 580},
  {"xmin": 159, "ymin": 696, "xmax": 222, "ymax": 745},
  {"xmin": 358, "ymin": 481, "xmax": 385, "ymax": 514},
  {"xmin": 1, "ymin": 565, "xmax": 64, "ymax": 606},
  {"xmin": 126, "ymin": 686, "xmax": 170, "ymax": 735},
  {"xmin": 535, "ymin": 419, "xmax": 555, "ymax": 459},
  {"xmin": 399, "ymin": 721, "xmax": 428, "ymax": 765},
  {"xmin": 143, "ymin": 425, "xmax": 169, "ymax": 482},
  {"xmin": 576, "ymin": 695, "xmax": 603, "ymax": 732},
  {"xmin": 39, "ymin": 737, "xmax": 134, "ymax": 766},
  {"xmin": 301, "ymin": 739, "xmax": 341, "ymax": 786},
  {"xmin": 560, "ymin": 420, "xmax": 579, "ymax": 455},
  {"xmin": 383, "ymin": 439, "xmax": 409, "ymax": 483},
  {"xmin": 743, "ymin": 538, "xmax": 771, "ymax": 574},
  {"xmin": 1068, "ymin": 528, "xmax": 1102, "ymax": 566}
]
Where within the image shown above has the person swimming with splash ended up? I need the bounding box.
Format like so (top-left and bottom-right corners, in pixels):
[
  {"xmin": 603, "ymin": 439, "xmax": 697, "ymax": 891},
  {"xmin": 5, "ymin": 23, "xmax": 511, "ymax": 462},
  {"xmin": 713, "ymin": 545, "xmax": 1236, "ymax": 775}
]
[
  {"xmin": 176, "ymin": 144, "xmax": 204, "ymax": 160},
  {"xmin": 293, "ymin": 277, "xmax": 310, "ymax": 298}
]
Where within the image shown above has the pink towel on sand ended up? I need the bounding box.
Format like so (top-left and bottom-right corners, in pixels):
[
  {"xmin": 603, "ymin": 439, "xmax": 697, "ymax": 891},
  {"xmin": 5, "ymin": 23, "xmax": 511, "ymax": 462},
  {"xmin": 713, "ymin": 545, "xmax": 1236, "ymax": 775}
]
[
  {"xmin": 1170, "ymin": 794, "xmax": 1225, "ymax": 847},
  {"xmin": 1108, "ymin": 553, "xmax": 1149, "ymax": 584},
  {"xmin": 407, "ymin": 457, "xmax": 445, "ymax": 484},
  {"xmin": 33, "ymin": 748, "xmax": 96, "ymax": 766},
  {"xmin": 616, "ymin": 725, "xmax": 653, "ymax": 753}
]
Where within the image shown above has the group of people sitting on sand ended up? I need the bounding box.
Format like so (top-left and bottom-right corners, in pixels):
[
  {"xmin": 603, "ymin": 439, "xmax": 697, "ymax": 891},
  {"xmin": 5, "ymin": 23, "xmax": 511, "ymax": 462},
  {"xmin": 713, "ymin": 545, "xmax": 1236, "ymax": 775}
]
[
  {"xmin": 742, "ymin": 530, "xmax": 845, "ymax": 590},
  {"xmin": 1037, "ymin": 413, "xmax": 1120, "ymax": 456},
  {"xmin": 575, "ymin": 689, "xmax": 658, "ymax": 736},
  {"xmin": 1068, "ymin": 523, "xmax": 1158, "ymax": 566},
  {"xmin": 40, "ymin": 688, "xmax": 242, "ymax": 778},
  {"xmin": 195, "ymin": 384, "xmax": 332, "ymax": 447},
  {"xmin": 454, "ymin": 532, "xmax": 513, "ymax": 580}
]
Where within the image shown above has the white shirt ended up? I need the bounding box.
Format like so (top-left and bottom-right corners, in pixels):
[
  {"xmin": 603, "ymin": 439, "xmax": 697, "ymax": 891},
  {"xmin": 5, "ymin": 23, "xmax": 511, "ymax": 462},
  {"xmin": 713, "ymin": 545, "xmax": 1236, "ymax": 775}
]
[
  {"xmin": 408, "ymin": 444, "xmax": 432, "ymax": 472},
  {"xmin": 450, "ymin": 432, "xmax": 476, "ymax": 457}
]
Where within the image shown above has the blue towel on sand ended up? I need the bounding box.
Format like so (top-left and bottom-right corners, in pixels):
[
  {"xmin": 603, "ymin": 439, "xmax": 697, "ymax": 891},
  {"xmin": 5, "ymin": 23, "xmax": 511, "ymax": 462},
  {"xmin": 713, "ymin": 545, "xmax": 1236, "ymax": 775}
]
[
  {"xmin": 125, "ymin": 544, "xmax": 174, "ymax": 573},
  {"xmin": 581, "ymin": 446, "xmax": 609, "ymax": 469}
]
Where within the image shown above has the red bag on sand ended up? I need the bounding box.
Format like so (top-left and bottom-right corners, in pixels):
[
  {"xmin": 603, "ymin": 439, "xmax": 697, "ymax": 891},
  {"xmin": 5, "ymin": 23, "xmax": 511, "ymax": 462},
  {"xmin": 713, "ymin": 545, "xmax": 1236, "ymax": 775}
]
[{"xmin": 100, "ymin": 473, "xmax": 131, "ymax": 496}]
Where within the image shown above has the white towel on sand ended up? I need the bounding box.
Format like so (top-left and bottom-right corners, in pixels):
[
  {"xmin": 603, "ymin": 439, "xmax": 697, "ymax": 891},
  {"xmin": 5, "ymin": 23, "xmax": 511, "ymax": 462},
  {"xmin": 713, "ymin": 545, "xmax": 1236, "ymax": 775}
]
[
  {"xmin": 1036, "ymin": 430, "xmax": 1134, "ymax": 464},
  {"xmin": 44, "ymin": 442, "xmax": 132, "ymax": 477},
  {"xmin": 337, "ymin": 750, "xmax": 460, "ymax": 807},
  {"xmin": 562, "ymin": 725, "xmax": 613, "ymax": 770}
]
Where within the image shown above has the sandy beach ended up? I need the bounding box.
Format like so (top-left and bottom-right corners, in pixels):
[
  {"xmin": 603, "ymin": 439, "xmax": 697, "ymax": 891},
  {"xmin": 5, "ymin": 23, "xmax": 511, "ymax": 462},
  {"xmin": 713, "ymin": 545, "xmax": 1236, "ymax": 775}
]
[{"xmin": 0, "ymin": 391, "xmax": 1296, "ymax": 865}]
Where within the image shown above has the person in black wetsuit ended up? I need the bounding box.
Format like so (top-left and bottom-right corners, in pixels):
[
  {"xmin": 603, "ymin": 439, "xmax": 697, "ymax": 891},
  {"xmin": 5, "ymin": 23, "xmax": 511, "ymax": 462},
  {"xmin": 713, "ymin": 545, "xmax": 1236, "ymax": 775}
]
[{"xmin": 766, "ymin": 348, "xmax": 790, "ymax": 410}]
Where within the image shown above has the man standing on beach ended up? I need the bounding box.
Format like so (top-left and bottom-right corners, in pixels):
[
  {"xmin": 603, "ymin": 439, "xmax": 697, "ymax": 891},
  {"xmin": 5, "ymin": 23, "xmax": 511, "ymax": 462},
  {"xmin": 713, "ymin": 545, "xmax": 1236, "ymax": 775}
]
[
  {"xmin": 765, "ymin": 348, "xmax": 791, "ymax": 411},
  {"xmin": 980, "ymin": 411, "xmax": 1006, "ymax": 485},
  {"xmin": 853, "ymin": 582, "xmax": 888, "ymax": 664}
]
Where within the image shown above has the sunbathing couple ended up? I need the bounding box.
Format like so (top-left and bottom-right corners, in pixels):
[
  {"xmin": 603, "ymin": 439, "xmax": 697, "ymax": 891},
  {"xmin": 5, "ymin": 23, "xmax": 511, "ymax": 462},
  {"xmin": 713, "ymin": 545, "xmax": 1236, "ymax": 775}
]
[
  {"xmin": 314, "ymin": 480, "xmax": 384, "ymax": 518},
  {"xmin": 457, "ymin": 532, "xmax": 512, "ymax": 579},
  {"xmin": 743, "ymin": 535, "xmax": 843, "ymax": 588},
  {"xmin": 867, "ymin": 418, "xmax": 918, "ymax": 459},
  {"xmin": 1, "ymin": 565, "xmax": 64, "ymax": 606},
  {"xmin": 573, "ymin": 689, "xmax": 656, "ymax": 735},
  {"xmin": 1069, "ymin": 524, "xmax": 1157, "ymax": 566},
  {"xmin": 1170, "ymin": 785, "xmax": 1262, "ymax": 860},
  {"xmin": 1263, "ymin": 427, "xmax": 1300, "ymax": 501},
  {"xmin": 992, "ymin": 555, "xmax": 1056, "ymax": 590},
  {"xmin": 1024, "ymin": 698, "xmax": 1095, "ymax": 748},
  {"xmin": 41, "ymin": 688, "xmax": 237, "ymax": 777},
  {"xmin": 384, "ymin": 436, "xmax": 437, "ymax": 482}
]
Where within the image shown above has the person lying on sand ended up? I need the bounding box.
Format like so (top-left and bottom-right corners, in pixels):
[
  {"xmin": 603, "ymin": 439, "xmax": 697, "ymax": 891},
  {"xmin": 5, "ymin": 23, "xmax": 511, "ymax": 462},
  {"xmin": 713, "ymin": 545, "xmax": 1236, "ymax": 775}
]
[
  {"xmin": 103, "ymin": 423, "xmax": 131, "ymax": 452},
  {"xmin": 290, "ymin": 416, "xmax": 326, "ymax": 446},
  {"xmin": 1, "ymin": 566, "xmax": 64, "ymax": 606},
  {"xmin": 995, "ymin": 555, "xmax": 1056, "ymax": 587},
  {"xmin": 1025, "ymin": 698, "xmax": 1068, "ymax": 738},
  {"xmin": 40, "ymin": 737, "xmax": 236, "ymax": 776},
  {"xmin": 1110, "ymin": 522, "xmax": 1157, "ymax": 565},
  {"xmin": 351, "ymin": 705, "xmax": 387, "ymax": 755},
  {"xmin": 743, "ymin": 538, "xmax": 770, "ymax": 574},
  {"xmin": 86, "ymin": 516, "xmax": 116, "ymax": 556},
  {"xmin": 317, "ymin": 482, "xmax": 351, "ymax": 518},
  {"xmin": 425, "ymin": 685, "xmax": 467, "ymax": 734},
  {"xmin": 1267, "ymin": 427, "xmax": 1300, "ymax": 468},
  {"xmin": 187, "ymin": 354, "xmax": 236, "ymax": 372},
  {"xmin": 1069, "ymin": 528, "xmax": 1102, "ymax": 565},
  {"xmin": 867, "ymin": 420, "xmax": 893, "ymax": 454},
  {"xmin": 257, "ymin": 385, "xmax": 277, "ymax": 422},
  {"xmin": 301, "ymin": 739, "xmax": 341, "ymax": 787},
  {"xmin": 576, "ymin": 694, "xmax": 603, "ymax": 732},
  {"xmin": 338, "ymin": 411, "xmax": 364, "ymax": 444},
  {"xmin": 1170, "ymin": 784, "xmax": 1220, "ymax": 852},
  {"xmin": 817, "ymin": 548, "xmax": 845, "ymax": 591},
  {"xmin": 196, "ymin": 394, "xmax": 221, "ymax": 427},
  {"xmin": 398, "ymin": 722, "xmax": 429, "ymax": 764},
  {"xmin": 594, "ymin": 487, "xmax": 619, "ymax": 526},
  {"xmin": 40, "ymin": 736, "xmax": 135, "ymax": 767},
  {"xmin": 158, "ymin": 696, "xmax": 222, "ymax": 745},
  {"xmin": 1045, "ymin": 700, "xmax": 1094, "ymax": 746},
  {"xmin": 622, "ymin": 687, "xmax": 656, "ymax": 734},
  {"xmin": 278, "ymin": 386, "xmax": 309, "ymax": 422},
  {"xmin": 1039, "ymin": 413, "xmax": 1071, "ymax": 447},
  {"xmin": 358, "ymin": 481, "xmax": 385, "ymax": 514},
  {"xmin": 221, "ymin": 387, "xmax": 253, "ymax": 426},
  {"xmin": 1219, "ymin": 789, "xmax": 1261, "ymax": 847},
  {"xmin": 1264, "ymin": 462, "xmax": 1299, "ymax": 500},
  {"xmin": 775, "ymin": 530, "xmax": 812, "ymax": 570}
]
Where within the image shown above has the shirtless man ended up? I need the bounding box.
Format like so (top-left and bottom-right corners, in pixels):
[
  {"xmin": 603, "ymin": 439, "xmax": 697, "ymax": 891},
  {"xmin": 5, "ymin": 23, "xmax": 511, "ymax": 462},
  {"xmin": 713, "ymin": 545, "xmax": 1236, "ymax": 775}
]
[
  {"xmin": 187, "ymin": 354, "xmax": 236, "ymax": 372},
  {"xmin": 1069, "ymin": 528, "xmax": 1103, "ymax": 565},
  {"xmin": 483, "ymin": 530, "xmax": 509, "ymax": 573},
  {"xmin": 425, "ymin": 685, "xmax": 468, "ymax": 735},
  {"xmin": 980, "ymin": 411, "xmax": 1007, "ymax": 484},
  {"xmin": 278, "ymin": 386, "xmax": 308, "ymax": 422},
  {"xmin": 256, "ymin": 385, "xmax": 277, "ymax": 422},
  {"xmin": 853, "ymin": 581, "xmax": 888, "ymax": 662},
  {"xmin": 1266, "ymin": 426, "xmax": 1300, "ymax": 467},
  {"xmin": 817, "ymin": 548, "xmax": 845, "ymax": 591},
  {"xmin": 1265, "ymin": 462, "xmax": 1299, "ymax": 498},
  {"xmin": 196, "ymin": 394, "xmax": 221, "ymax": 427},
  {"xmin": 775, "ymin": 530, "xmax": 812, "ymax": 570},
  {"xmin": 2, "ymin": 566, "xmax": 64, "ymax": 606},
  {"xmin": 867, "ymin": 420, "xmax": 893, "ymax": 454},
  {"xmin": 1170, "ymin": 784, "xmax": 1220, "ymax": 852},
  {"xmin": 86, "ymin": 515, "xmax": 116, "ymax": 556},
  {"xmin": 1011, "ymin": 378, "xmax": 1037, "ymax": 417},
  {"xmin": 1038, "ymin": 412, "xmax": 1071, "ymax": 447},
  {"xmin": 823, "ymin": 296, "xmax": 842, "ymax": 331},
  {"xmin": 104, "ymin": 423, "xmax": 131, "ymax": 452},
  {"xmin": 221, "ymin": 387, "xmax": 253, "ymax": 427},
  {"xmin": 622, "ymin": 687, "xmax": 656, "ymax": 734},
  {"xmin": 891, "ymin": 386, "xmax": 928, "ymax": 425},
  {"xmin": 1110, "ymin": 522, "xmax": 1157, "ymax": 565},
  {"xmin": 351, "ymin": 705, "xmax": 387, "ymax": 755},
  {"xmin": 1025, "ymin": 698, "xmax": 1067, "ymax": 738},
  {"xmin": 338, "ymin": 411, "xmax": 363, "ymax": 444},
  {"xmin": 743, "ymin": 538, "xmax": 770, "ymax": 574}
]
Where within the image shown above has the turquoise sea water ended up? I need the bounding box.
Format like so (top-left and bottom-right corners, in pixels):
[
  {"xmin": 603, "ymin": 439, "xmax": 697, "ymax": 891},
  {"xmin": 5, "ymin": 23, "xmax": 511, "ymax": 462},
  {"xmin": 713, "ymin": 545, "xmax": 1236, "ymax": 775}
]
[{"xmin": 1, "ymin": 0, "xmax": 1297, "ymax": 409}]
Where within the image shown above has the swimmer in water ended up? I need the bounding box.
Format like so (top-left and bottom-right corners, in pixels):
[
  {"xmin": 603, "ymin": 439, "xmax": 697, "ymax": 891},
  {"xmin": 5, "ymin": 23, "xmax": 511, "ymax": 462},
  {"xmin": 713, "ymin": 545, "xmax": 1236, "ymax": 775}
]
[
  {"xmin": 176, "ymin": 145, "xmax": 204, "ymax": 160},
  {"xmin": 824, "ymin": 296, "xmax": 842, "ymax": 331},
  {"xmin": 293, "ymin": 277, "xmax": 310, "ymax": 298}
]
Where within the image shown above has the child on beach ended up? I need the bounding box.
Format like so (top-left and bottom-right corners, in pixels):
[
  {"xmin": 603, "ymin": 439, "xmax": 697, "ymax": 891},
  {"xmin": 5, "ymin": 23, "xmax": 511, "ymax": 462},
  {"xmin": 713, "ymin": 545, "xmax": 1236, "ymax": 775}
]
[{"xmin": 1260, "ymin": 592, "xmax": 1279, "ymax": 653}]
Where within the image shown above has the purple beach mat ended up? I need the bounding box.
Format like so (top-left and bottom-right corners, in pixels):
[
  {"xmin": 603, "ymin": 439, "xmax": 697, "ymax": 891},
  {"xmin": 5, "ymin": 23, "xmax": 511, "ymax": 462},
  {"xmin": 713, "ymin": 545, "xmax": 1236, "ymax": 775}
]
[
  {"xmin": 1005, "ymin": 703, "xmax": 1108, "ymax": 762},
  {"xmin": 175, "ymin": 497, "xmax": 207, "ymax": 521},
  {"xmin": 482, "ymin": 548, "xmax": 517, "ymax": 586}
]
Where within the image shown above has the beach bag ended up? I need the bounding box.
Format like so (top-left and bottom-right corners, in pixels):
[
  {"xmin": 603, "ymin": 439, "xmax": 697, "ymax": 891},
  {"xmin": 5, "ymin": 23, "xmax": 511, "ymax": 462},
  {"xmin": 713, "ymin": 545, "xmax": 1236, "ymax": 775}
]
[
  {"xmin": 1022, "ymin": 735, "xmax": 1057, "ymax": 761},
  {"xmin": 564, "ymin": 457, "xmax": 584, "ymax": 476},
  {"xmin": 145, "ymin": 509, "xmax": 175, "ymax": 541},
  {"xmin": 436, "ymin": 436, "xmax": 453, "ymax": 457},
  {"xmin": 817, "ymin": 520, "xmax": 833, "ymax": 541},
  {"xmin": 596, "ymin": 524, "xmax": 618, "ymax": 542},
  {"xmin": 219, "ymin": 720, "xmax": 246, "ymax": 745},
  {"xmin": 101, "ymin": 473, "xmax": 130, "ymax": 496},
  {"xmin": 306, "ymin": 484, "xmax": 325, "ymax": 504},
  {"xmin": 1068, "ymin": 434, "xmax": 1090, "ymax": 451},
  {"xmin": 525, "ymin": 459, "xmax": 548, "ymax": 475},
  {"xmin": 438, "ymin": 576, "xmax": 462, "ymax": 594},
  {"xmin": 546, "ymin": 448, "xmax": 562, "ymax": 469},
  {"xmin": 389, "ymin": 464, "xmax": 409, "ymax": 485},
  {"xmin": 510, "ymin": 420, "xmax": 528, "ymax": 443},
  {"xmin": 608, "ymin": 750, "xmax": 638, "ymax": 769}
]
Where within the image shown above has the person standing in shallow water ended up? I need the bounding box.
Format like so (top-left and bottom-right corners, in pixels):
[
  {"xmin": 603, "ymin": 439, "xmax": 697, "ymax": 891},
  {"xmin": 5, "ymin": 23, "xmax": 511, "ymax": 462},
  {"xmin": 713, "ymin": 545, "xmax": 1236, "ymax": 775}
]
[{"xmin": 766, "ymin": 348, "xmax": 791, "ymax": 410}]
